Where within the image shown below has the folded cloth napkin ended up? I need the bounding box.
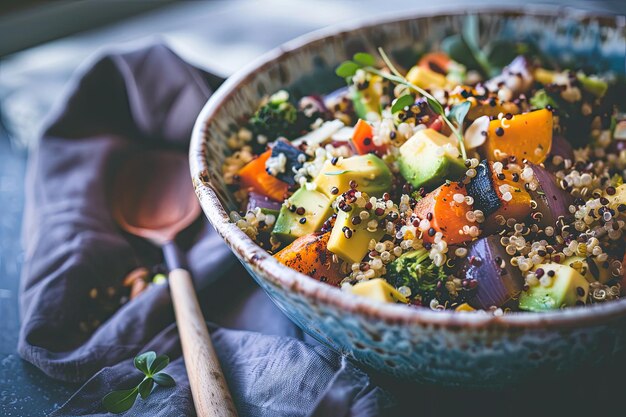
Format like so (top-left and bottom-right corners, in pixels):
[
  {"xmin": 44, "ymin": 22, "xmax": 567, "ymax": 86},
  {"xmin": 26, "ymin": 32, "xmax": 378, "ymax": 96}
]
[{"xmin": 19, "ymin": 44, "xmax": 393, "ymax": 416}]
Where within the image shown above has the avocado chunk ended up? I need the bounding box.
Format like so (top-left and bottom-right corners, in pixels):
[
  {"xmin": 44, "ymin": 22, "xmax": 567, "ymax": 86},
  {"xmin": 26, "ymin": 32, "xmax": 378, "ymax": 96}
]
[
  {"xmin": 398, "ymin": 128, "xmax": 466, "ymax": 190},
  {"xmin": 272, "ymin": 188, "xmax": 332, "ymax": 243},
  {"xmin": 519, "ymin": 263, "xmax": 589, "ymax": 311},
  {"xmin": 327, "ymin": 205, "xmax": 385, "ymax": 264},
  {"xmin": 314, "ymin": 154, "xmax": 392, "ymax": 199},
  {"xmin": 348, "ymin": 278, "xmax": 407, "ymax": 303},
  {"xmin": 576, "ymin": 72, "xmax": 608, "ymax": 98},
  {"xmin": 562, "ymin": 256, "xmax": 611, "ymax": 284},
  {"xmin": 351, "ymin": 74, "xmax": 383, "ymax": 119}
]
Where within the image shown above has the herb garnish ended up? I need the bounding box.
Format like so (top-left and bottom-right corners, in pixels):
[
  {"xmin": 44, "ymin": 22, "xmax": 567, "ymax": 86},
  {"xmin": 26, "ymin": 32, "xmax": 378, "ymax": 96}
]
[
  {"xmin": 102, "ymin": 351, "xmax": 176, "ymax": 414},
  {"xmin": 336, "ymin": 48, "xmax": 469, "ymax": 160}
]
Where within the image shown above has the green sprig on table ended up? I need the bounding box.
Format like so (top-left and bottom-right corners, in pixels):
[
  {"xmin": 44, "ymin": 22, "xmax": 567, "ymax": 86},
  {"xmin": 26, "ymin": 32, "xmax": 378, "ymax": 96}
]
[
  {"xmin": 336, "ymin": 48, "xmax": 470, "ymax": 160},
  {"xmin": 102, "ymin": 351, "xmax": 176, "ymax": 414}
]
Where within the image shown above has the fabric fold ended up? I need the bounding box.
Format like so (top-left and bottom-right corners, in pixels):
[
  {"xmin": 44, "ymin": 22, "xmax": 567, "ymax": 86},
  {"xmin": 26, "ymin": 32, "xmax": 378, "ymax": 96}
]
[{"xmin": 18, "ymin": 43, "xmax": 393, "ymax": 416}]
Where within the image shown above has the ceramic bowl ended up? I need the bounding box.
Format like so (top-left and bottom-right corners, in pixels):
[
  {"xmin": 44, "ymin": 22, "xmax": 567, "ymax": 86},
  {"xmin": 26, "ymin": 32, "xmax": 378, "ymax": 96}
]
[{"xmin": 190, "ymin": 6, "xmax": 626, "ymax": 387}]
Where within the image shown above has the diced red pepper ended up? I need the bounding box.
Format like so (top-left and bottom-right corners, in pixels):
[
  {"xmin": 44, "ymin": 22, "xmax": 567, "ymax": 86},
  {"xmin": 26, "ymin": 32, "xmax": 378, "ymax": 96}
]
[{"xmin": 351, "ymin": 119, "xmax": 387, "ymax": 156}]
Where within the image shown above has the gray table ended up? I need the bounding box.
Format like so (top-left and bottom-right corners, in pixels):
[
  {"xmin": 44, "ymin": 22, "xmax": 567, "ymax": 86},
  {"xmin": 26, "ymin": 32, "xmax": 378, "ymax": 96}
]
[{"xmin": 1, "ymin": 1, "xmax": 624, "ymax": 416}]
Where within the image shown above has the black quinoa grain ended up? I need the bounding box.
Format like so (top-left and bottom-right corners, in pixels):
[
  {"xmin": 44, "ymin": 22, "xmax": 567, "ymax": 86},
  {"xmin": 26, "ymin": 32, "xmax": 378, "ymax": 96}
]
[{"xmin": 495, "ymin": 127, "xmax": 505, "ymax": 137}]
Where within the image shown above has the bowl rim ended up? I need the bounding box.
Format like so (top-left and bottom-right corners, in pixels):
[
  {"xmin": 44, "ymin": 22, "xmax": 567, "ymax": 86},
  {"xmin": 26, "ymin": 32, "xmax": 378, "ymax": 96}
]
[{"xmin": 190, "ymin": 5, "xmax": 626, "ymax": 330}]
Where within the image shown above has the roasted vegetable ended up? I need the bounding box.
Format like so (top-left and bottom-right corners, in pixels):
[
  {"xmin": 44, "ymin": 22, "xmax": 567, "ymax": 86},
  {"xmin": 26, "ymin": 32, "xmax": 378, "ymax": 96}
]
[
  {"xmin": 247, "ymin": 191, "xmax": 282, "ymax": 216},
  {"xmin": 238, "ymin": 150, "xmax": 289, "ymax": 202},
  {"xmin": 268, "ymin": 139, "xmax": 306, "ymax": 185},
  {"xmin": 273, "ymin": 232, "xmax": 343, "ymax": 286},
  {"xmin": 483, "ymin": 109, "xmax": 553, "ymax": 164},
  {"xmin": 528, "ymin": 164, "xmax": 573, "ymax": 228},
  {"xmin": 466, "ymin": 160, "xmax": 501, "ymax": 217},
  {"xmin": 462, "ymin": 235, "xmax": 524, "ymax": 309},
  {"xmin": 386, "ymin": 248, "xmax": 447, "ymax": 299},
  {"xmin": 413, "ymin": 182, "xmax": 474, "ymax": 245}
]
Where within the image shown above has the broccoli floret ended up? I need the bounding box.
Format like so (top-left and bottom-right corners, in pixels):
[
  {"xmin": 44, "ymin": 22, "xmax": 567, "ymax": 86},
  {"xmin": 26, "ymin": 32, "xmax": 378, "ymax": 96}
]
[
  {"xmin": 386, "ymin": 249, "xmax": 447, "ymax": 299},
  {"xmin": 249, "ymin": 90, "xmax": 299, "ymax": 140}
]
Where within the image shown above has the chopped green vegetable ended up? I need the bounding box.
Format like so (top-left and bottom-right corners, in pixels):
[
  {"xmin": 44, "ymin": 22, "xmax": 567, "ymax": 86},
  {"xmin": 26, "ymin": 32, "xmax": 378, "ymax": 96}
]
[
  {"xmin": 386, "ymin": 249, "xmax": 447, "ymax": 298},
  {"xmin": 529, "ymin": 89, "xmax": 559, "ymax": 110}
]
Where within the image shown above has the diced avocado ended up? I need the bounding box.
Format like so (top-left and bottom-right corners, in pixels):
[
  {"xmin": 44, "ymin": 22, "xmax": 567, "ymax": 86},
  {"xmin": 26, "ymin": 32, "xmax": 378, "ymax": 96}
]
[
  {"xmin": 327, "ymin": 206, "xmax": 385, "ymax": 264},
  {"xmin": 351, "ymin": 74, "xmax": 383, "ymax": 119},
  {"xmin": 348, "ymin": 278, "xmax": 407, "ymax": 303},
  {"xmin": 272, "ymin": 188, "xmax": 332, "ymax": 243},
  {"xmin": 398, "ymin": 128, "xmax": 466, "ymax": 190},
  {"xmin": 562, "ymin": 256, "xmax": 611, "ymax": 284},
  {"xmin": 577, "ymin": 72, "xmax": 608, "ymax": 98},
  {"xmin": 519, "ymin": 263, "xmax": 589, "ymax": 312},
  {"xmin": 314, "ymin": 154, "xmax": 392, "ymax": 199}
]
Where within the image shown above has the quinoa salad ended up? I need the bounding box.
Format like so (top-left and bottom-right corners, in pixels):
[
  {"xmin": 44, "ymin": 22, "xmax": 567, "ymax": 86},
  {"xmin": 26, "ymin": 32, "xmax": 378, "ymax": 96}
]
[{"xmin": 224, "ymin": 37, "xmax": 626, "ymax": 313}]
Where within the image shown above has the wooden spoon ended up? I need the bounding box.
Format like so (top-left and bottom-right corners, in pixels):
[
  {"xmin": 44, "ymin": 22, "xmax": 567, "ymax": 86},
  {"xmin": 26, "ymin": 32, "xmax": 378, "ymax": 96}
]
[{"xmin": 112, "ymin": 150, "xmax": 238, "ymax": 417}]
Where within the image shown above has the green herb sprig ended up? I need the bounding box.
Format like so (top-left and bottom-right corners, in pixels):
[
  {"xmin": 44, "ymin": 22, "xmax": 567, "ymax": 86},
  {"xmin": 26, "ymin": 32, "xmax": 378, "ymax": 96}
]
[
  {"xmin": 102, "ymin": 351, "xmax": 176, "ymax": 414},
  {"xmin": 336, "ymin": 48, "xmax": 470, "ymax": 160}
]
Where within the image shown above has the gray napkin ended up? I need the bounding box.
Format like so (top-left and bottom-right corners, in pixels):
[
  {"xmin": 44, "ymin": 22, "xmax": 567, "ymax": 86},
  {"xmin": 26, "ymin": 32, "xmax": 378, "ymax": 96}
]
[{"xmin": 18, "ymin": 44, "xmax": 393, "ymax": 416}]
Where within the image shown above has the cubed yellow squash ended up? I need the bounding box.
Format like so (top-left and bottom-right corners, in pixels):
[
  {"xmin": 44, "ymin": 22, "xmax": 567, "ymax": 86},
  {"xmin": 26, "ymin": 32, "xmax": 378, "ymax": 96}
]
[{"xmin": 484, "ymin": 109, "xmax": 553, "ymax": 164}]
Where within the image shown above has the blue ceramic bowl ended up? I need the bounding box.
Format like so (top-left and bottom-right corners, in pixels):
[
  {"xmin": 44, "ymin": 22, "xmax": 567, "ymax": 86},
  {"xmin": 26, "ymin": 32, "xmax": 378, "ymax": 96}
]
[{"xmin": 190, "ymin": 6, "xmax": 626, "ymax": 387}]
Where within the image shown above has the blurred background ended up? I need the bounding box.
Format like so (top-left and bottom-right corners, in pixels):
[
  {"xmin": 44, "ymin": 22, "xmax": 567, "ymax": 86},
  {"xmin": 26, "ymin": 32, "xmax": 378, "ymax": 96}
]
[{"xmin": 0, "ymin": 1, "xmax": 624, "ymax": 415}]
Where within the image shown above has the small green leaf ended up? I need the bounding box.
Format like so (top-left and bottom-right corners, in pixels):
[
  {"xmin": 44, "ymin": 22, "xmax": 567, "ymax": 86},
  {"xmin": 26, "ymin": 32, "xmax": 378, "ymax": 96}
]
[
  {"xmin": 426, "ymin": 97, "xmax": 444, "ymax": 115},
  {"xmin": 324, "ymin": 170, "xmax": 352, "ymax": 176},
  {"xmin": 335, "ymin": 61, "xmax": 359, "ymax": 78},
  {"xmin": 353, "ymin": 52, "xmax": 375, "ymax": 67},
  {"xmin": 138, "ymin": 378, "xmax": 154, "ymax": 400},
  {"xmin": 391, "ymin": 94, "xmax": 414, "ymax": 114},
  {"xmin": 153, "ymin": 373, "xmax": 176, "ymax": 387},
  {"xmin": 448, "ymin": 101, "xmax": 471, "ymax": 127},
  {"xmin": 102, "ymin": 388, "xmax": 139, "ymax": 414},
  {"xmin": 149, "ymin": 355, "xmax": 170, "ymax": 375},
  {"xmin": 134, "ymin": 351, "xmax": 156, "ymax": 375}
]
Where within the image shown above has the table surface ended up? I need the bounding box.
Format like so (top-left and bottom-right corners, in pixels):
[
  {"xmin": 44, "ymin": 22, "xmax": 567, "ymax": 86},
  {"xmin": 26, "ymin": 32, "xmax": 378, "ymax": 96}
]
[{"xmin": 1, "ymin": 1, "xmax": 625, "ymax": 416}]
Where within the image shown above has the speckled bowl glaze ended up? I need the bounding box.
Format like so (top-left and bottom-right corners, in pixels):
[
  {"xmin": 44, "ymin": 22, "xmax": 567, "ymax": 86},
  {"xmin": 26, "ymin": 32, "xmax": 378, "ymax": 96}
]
[{"xmin": 191, "ymin": 6, "xmax": 626, "ymax": 387}]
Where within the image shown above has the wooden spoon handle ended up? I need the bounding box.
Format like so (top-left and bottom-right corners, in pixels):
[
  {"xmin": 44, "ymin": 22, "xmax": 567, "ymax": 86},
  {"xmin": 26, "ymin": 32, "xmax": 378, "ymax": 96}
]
[{"xmin": 169, "ymin": 268, "xmax": 238, "ymax": 417}]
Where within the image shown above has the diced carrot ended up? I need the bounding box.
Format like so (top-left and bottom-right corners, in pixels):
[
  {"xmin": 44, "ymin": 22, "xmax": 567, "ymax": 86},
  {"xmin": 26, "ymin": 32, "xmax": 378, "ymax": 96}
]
[
  {"xmin": 418, "ymin": 52, "xmax": 452, "ymax": 75},
  {"xmin": 484, "ymin": 109, "xmax": 553, "ymax": 164},
  {"xmin": 413, "ymin": 182, "xmax": 473, "ymax": 245},
  {"xmin": 351, "ymin": 119, "xmax": 387, "ymax": 156},
  {"xmin": 238, "ymin": 150, "xmax": 289, "ymax": 202},
  {"xmin": 273, "ymin": 232, "xmax": 343, "ymax": 286}
]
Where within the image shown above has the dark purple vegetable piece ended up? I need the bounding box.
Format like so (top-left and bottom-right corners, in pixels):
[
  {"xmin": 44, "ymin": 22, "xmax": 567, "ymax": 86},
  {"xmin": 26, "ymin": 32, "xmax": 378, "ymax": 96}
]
[
  {"xmin": 462, "ymin": 235, "xmax": 524, "ymax": 309},
  {"xmin": 465, "ymin": 160, "xmax": 501, "ymax": 217},
  {"xmin": 247, "ymin": 191, "xmax": 282, "ymax": 214},
  {"xmin": 545, "ymin": 135, "xmax": 574, "ymax": 170},
  {"xmin": 268, "ymin": 139, "xmax": 306, "ymax": 185},
  {"xmin": 529, "ymin": 164, "xmax": 573, "ymax": 228}
]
